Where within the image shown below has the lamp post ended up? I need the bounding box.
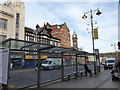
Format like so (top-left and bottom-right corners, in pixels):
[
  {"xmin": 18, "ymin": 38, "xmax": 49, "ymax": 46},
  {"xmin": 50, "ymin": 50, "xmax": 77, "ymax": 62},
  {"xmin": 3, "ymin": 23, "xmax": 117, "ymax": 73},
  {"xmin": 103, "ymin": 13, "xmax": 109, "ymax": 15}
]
[
  {"xmin": 82, "ymin": 8, "xmax": 102, "ymax": 74},
  {"xmin": 33, "ymin": 24, "xmax": 41, "ymax": 88},
  {"xmin": 33, "ymin": 24, "xmax": 39, "ymax": 68},
  {"xmin": 35, "ymin": 24, "xmax": 42, "ymax": 88}
]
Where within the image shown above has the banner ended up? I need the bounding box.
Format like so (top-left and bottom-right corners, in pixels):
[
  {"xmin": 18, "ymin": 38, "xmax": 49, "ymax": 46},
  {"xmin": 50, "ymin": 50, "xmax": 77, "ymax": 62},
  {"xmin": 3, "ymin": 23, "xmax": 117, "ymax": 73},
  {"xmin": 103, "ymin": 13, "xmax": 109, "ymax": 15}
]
[
  {"xmin": 0, "ymin": 49, "xmax": 9, "ymax": 84},
  {"xmin": 94, "ymin": 28, "xmax": 99, "ymax": 39},
  {"xmin": 25, "ymin": 55, "xmax": 48, "ymax": 59},
  {"xmin": 63, "ymin": 56, "xmax": 72, "ymax": 59}
]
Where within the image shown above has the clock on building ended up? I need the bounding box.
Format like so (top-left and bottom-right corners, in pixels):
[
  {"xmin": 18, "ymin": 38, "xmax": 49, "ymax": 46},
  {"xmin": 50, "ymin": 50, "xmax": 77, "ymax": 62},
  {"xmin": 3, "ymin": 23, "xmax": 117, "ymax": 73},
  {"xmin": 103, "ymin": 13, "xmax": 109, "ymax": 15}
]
[
  {"xmin": 73, "ymin": 34, "xmax": 76, "ymax": 37},
  {"xmin": 73, "ymin": 42, "xmax": 76, "ymax": 46},
  {"xmin": 72, "ymin": 31, "xmax": 78, "ymax": 49}
]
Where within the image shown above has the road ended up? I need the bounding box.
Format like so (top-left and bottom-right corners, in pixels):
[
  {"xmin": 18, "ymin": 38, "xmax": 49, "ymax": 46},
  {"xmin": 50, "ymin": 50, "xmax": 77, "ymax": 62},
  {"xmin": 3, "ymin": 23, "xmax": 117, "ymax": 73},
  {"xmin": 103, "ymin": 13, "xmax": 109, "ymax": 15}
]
[{"xmin": 8, "ymin": 64, "xmax": 95, "ymax": 88}]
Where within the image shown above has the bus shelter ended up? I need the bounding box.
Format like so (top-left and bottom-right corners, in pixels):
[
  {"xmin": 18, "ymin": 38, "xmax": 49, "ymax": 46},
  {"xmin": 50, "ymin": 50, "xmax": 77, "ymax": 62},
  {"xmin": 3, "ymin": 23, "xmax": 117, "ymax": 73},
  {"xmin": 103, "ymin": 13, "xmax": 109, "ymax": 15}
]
[{"xmin": 0, "ymin": 38, "xmax": 98, "ymax": 89}]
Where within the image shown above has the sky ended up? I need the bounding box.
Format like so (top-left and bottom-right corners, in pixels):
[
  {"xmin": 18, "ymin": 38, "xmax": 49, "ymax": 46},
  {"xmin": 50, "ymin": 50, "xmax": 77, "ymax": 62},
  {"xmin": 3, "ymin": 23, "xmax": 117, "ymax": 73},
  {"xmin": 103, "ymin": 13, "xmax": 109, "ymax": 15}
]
[{"xmin": 0, "ymin": 0, "xmax": 119, "ymax": 53}]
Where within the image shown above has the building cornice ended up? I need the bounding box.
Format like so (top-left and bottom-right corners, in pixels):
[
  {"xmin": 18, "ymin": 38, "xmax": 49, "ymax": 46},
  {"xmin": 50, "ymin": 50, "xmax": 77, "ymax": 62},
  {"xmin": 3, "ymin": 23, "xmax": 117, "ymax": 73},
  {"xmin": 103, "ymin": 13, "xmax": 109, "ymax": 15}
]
[{"xmin": 0, "ymin": 10, "xmax": 14, "ymax": 18}]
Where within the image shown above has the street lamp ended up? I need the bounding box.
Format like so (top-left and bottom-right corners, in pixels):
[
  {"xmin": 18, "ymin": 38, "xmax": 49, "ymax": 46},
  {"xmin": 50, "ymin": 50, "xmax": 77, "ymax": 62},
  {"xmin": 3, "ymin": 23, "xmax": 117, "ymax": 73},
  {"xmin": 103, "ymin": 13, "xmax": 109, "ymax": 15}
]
[
  {"xmin": 33, "ymin": 24, "xmax": 41, "ymax": 88},
  {"xmin": 82, "ymin": 8, "xmax": 102, "ymax": 74}
]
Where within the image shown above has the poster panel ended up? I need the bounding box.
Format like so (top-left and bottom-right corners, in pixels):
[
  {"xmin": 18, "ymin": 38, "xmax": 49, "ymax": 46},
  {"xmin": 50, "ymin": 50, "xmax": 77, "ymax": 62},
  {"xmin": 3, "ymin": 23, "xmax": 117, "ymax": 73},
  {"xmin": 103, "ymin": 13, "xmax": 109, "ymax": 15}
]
[{"xmin": 0, "ymin": 49, "xmax": 9, "ymax": 84}]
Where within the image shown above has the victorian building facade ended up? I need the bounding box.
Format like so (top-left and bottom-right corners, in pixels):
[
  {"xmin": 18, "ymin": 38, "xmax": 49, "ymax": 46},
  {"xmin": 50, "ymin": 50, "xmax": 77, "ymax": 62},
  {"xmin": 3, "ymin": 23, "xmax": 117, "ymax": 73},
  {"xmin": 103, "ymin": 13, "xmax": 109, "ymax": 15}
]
[
  {"xmin": 25, "ymin": 25, "xmax": 60, "ymax": 47},
  {"xmin": 45, "ymin": 22, "xmax": 71, "ymax": 48}
]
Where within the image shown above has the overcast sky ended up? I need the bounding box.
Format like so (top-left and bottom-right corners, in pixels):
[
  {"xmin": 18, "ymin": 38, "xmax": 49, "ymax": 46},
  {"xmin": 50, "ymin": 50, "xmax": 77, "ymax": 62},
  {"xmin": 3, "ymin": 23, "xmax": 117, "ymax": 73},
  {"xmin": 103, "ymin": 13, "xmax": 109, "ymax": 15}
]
[{"xmin": 0, "ymin": 0, "xmax": 119, "ymax": 53}]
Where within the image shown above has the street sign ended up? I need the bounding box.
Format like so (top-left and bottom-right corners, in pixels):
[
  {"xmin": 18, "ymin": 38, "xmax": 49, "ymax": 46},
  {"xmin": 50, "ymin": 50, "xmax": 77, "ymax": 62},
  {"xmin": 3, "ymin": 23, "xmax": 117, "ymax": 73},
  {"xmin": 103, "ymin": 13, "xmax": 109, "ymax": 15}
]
[
  {"xmin": 63, "ymin": 56, "xmax": 72, "ymax": 59},
  {"xmin": 94, "ymin": 49, "xmax": 100, "ymax": 72},
  {"xmin": 25, "ymin": 55, "xmax": 48, "ymax": 59},
  {"xmin": 0, "ymin": 48, "xmax": 9, "ymax": 84}
]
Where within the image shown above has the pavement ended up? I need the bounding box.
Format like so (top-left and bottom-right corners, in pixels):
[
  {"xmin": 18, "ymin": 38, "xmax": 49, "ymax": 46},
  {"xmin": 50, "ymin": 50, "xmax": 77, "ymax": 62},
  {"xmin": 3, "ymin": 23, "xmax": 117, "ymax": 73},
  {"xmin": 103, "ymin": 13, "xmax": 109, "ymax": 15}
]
[
  {"xmin": 40, "ymin": 69, "xmax": 120, "ymax": 88},
  {"xmin": 1, "ymin": 67, "xmax": 120, "ymax": 89}
]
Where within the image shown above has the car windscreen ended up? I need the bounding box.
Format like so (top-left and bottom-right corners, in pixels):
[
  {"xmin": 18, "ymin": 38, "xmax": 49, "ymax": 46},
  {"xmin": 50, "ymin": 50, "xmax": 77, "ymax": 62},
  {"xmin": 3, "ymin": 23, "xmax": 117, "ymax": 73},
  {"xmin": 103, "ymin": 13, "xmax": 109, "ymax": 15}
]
[
  {"xmin": 107, "ymin": 60, "xmax": 114, "ymax": 63},
  {"xmin": 42, "ymin": 61, "xmax": 49, "ymax": 64}
]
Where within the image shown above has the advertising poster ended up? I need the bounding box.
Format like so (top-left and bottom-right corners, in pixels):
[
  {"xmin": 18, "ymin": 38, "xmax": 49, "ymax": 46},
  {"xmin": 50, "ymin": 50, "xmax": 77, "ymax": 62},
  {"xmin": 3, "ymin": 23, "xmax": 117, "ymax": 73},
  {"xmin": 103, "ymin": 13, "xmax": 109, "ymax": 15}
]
[{"xmin": 0, "ymin": 49, "xmax": 9, "ymax": 84}]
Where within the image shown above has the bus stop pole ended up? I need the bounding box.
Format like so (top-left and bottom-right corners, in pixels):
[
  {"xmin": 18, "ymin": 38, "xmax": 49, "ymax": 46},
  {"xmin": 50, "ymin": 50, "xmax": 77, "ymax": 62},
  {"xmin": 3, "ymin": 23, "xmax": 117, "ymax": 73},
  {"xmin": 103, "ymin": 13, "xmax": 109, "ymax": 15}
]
[
  {"xmin": 97, "ymin": 50, "xmax": 101, "ymax": 73},
  {"xmin": 75, "ymin": 54, "xmax": 78, "ymax": 78},
  {"xmin": 85, "ymin": 55, "xmax": 87, "ymax": 63},
  {"xmin": 61, "ymin": 52, "xmax": 64, "ymax": 81},
  {"xmin": 37, "ymin": 49, "xmax": 41, "ymax": 88},
  {"xmin": 98, "ymin": 54, "xmax": 101, "ymax": 73}
]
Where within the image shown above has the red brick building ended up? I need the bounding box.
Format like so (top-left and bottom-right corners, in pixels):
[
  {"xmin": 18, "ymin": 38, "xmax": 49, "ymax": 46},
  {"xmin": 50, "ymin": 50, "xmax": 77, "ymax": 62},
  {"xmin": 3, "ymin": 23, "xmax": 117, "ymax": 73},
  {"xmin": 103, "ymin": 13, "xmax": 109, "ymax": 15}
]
[{"xmin": 45, "ymin": 22, "xmax": 71, "ymax": 48}]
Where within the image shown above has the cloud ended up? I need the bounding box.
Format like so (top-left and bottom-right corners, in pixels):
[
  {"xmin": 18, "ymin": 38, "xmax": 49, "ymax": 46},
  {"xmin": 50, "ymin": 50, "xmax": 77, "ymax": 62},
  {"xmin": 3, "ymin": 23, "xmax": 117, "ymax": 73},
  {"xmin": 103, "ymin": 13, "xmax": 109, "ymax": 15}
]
[
  {"xmin": 25, "ymin": 2, "xmax": 118, "ymax": 53},
  {"xmin": 4, "ymin": 1, "xmax": 116, "ymax": 53},
  {"xmin": 24, "ymin": 0, "xmax": 118, "ymax": 3},
  {"xmin": 0, "ymin": 0, "xmax": 118, "ymax": 53}
]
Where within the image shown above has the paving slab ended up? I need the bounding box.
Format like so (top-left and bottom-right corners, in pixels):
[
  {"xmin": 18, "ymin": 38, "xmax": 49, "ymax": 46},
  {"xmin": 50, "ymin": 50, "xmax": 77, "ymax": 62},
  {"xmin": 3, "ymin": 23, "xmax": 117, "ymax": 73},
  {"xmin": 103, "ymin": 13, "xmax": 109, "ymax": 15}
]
[{"xmin": 42, "ymin": 69, "xmax": 120, "ymax": 88}]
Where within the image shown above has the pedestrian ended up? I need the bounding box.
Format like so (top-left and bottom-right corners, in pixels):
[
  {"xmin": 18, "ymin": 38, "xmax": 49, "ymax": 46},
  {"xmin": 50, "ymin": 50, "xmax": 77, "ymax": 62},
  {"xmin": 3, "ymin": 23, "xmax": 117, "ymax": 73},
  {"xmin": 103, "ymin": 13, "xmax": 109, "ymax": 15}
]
[
  {"xmin": 118, "ymin": 60, "xmax": 120, "ymax": 71},
  {"xmin": 84, "ymin": 63, "xmax": 92, "ymax": 77},
  {"xmin": 104, "ymin": 61, "xmax": 107, "ymax": 70},
  {"xmin": 115, "ymin": 60, "xmax": 120, "ymax": 72},
  {"xmin": 35, "ymin": 62, "xmax": 38, "ymax": 71}
]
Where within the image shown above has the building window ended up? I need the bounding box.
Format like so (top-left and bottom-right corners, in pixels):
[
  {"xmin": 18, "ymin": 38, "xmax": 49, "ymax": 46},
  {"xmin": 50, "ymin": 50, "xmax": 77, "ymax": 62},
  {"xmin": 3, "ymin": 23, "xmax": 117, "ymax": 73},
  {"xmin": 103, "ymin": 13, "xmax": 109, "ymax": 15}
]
[
  {"xmin": 29, "ymin": 36, "xmax": 34, "ymax": 42},
  {"xmin": 50, "ymin": 41, "xmax": 53, "ymax": 45},
  {"xmin": 15, "ymin": 32, "xmax": 19, "ymax": 39},
  {"xmin": 16, "ymin": 13, "xmax": 20, "ymax": 28},
  {"xmin": 0, "ymin": 35, "xmax": 7, "ymax": 42},
  {"xmin": 0, "ymin": 18, "xmax": 7, "ymax": 30},
  {"xmin": 52, "ymin": 41, "xmax": 55, "ymax": 45}
]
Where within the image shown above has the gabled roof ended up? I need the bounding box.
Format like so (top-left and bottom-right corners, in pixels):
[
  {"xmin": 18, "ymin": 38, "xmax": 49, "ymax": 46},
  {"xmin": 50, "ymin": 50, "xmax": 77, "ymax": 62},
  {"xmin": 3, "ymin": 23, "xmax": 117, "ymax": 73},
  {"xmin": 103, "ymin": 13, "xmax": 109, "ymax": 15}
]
[
  {"xmin": 25, "ymin": 25, "xmax": 60, "ymax": 40},
  {"xmin": 45, "ymin": 22, "xmax": 69, "ymax": 30},
  {"xmin": 38, "ymin": 25, "xmax": 60, "ymax": 40},
  {"xmin": 25, "ymin": 27, "xmax": 34, "ymax": 33}
]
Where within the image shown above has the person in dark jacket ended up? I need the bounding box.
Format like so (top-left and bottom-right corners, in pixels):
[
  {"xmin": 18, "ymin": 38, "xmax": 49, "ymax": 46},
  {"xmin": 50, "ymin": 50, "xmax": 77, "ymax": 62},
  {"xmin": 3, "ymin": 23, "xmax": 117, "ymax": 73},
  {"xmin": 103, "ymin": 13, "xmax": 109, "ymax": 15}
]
[
  {"xmin": 114, "ymin": 60, "xmax": 120, "ymax": 71},
  {"xmin": 118, "ymin": 60, "xmax": 120, "ymax": 71},
  {"xmin": 104, "ymin": 61, "xmax": 108, "ymax": 70},
  {"xmin": 84, "ymin": 63, "xmax": 92, "ymax": 77}
]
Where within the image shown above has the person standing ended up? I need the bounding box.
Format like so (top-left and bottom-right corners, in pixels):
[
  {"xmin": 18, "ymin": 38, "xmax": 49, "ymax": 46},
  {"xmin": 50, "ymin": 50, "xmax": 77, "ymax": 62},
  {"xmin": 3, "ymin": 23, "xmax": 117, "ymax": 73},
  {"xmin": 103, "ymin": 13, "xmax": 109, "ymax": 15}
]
[
  {"xmin": 104, "ymin": 61, "xmax": 107, "ymax": 70},
  {"xmin": 35, "ymin": 62, "xmax": 38, "ymax": 71},
  {"xmin": 84, "ymin": 63, "xmax": 92, "ymax": 77}
]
